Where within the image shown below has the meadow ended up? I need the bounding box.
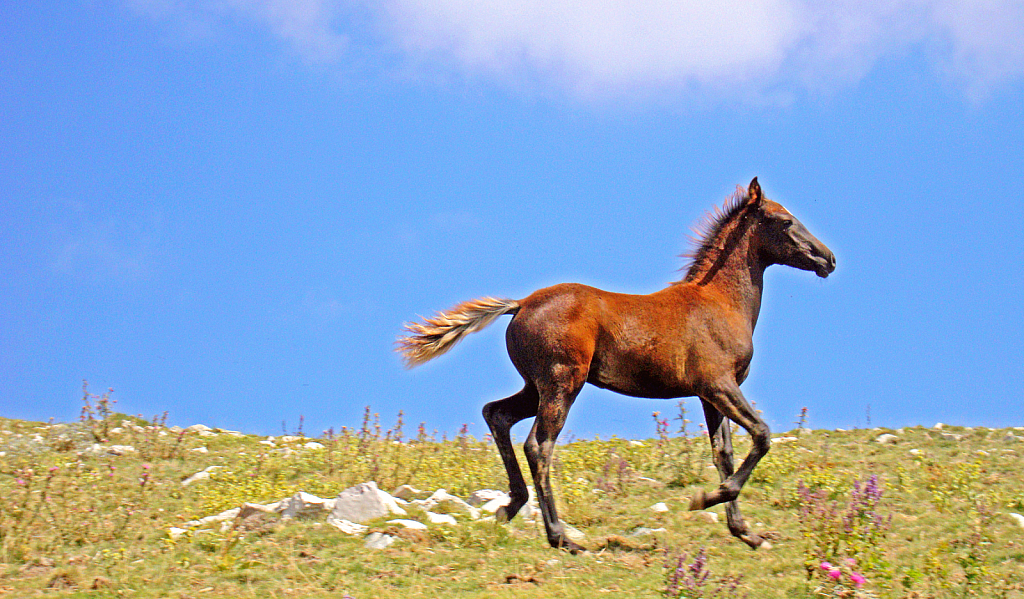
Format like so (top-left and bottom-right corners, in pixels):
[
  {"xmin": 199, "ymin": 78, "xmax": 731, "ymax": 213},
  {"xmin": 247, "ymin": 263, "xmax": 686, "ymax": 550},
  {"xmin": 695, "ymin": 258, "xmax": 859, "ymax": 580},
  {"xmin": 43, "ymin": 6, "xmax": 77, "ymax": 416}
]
[{"xmin": 1, "ymin": 387, "xmax": 1022, "ymax": 598}]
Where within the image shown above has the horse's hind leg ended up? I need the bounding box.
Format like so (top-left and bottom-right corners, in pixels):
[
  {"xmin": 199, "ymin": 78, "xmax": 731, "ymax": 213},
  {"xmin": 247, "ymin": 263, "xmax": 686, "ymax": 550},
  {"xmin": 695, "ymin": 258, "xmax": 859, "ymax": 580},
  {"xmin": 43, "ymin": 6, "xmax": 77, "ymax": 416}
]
[
  {"xmin": 482, "ymin": 385, "xmax": 539, "ymax": 522},
  {"xmin": 523, "ymin": 371, "xmax": 587, "ymax": 553},
  {"xmin": 699, "ymin": 401, "xmax": 766, "ymax": 549}
]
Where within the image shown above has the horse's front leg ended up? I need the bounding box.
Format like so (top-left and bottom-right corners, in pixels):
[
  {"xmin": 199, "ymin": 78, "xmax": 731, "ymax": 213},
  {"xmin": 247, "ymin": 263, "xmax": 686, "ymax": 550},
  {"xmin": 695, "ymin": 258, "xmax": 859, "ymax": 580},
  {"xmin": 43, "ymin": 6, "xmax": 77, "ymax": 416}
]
[
  {"xmin": 698, "ymin": 400, "xmax": 767, "ymax": 549},
  {"xmin": 689, "ymin": 385, "xmax": 770, "ymax": 532}
]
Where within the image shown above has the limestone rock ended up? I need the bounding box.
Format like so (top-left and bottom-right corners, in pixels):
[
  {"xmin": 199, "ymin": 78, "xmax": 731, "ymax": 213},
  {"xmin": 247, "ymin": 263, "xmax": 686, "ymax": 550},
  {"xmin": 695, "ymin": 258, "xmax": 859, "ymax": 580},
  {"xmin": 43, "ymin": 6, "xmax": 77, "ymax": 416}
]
[
  {"xmin": 391, "ymin": 484, "xmax": 429, "ymax": 501},
  {"xmin": 479, "ymin": 495, "xmax": 511, "ymax": 514},
  {"xmin": 278, "ymin": 492, "xmax": 334, "ymax": 519},
  {"xmin": 331, "ymin": 482, "xmax": 406, "ymax": 524},
  {"xmin": 364, "ymin": 532, "xmax": 394, "ymax": 549},
  {"xmin": 387, "ymin": 519, "xmax": 427, "ymax": 530},
  {"xmin": 466, "ymin": 489, "xmax": 506, "ymax": 507},
  {"xmin": 650, "ymin": 502, "xmax": 669, "ymax": 513},
  {"xmin": 326, "ymin": 518, "xmax": 367, "ymax": 535},
  {"xmin": 875, "ymin": 433, "xmax": 899, "ymax": 444},
  {"xmin": 416, "ymin": 489, "xmax": 479, "ymax": 519},
  {"xmin": 425, "ymin": 512, "xmax": 458, "ymax": 526}
]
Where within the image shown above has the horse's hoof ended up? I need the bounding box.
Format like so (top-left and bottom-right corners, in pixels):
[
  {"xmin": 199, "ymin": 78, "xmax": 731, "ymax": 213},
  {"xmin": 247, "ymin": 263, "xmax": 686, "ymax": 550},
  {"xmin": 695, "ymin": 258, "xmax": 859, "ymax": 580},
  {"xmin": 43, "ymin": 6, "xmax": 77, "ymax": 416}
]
[
  {"xmin": 559, "ymin": 540, "xmax": 586, "ymax": 555},
  {"xmin": 495, "ymin": 506, "xmax": 510, "ymax": 522},
  {"xmin": 741, "ymin": 533, "xmax": 766, "ymax": 550},
  {"xmin": 688, "ymin": 489, "xmax": 707, "ymax": 511}
]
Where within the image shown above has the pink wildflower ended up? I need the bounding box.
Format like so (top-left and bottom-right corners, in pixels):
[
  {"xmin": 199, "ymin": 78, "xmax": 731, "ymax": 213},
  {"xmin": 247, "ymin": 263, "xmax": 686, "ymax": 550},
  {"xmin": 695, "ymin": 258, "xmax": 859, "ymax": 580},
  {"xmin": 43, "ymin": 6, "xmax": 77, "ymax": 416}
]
[
  {"xmin": 828, "ymin": 568, "xmax": 842, "ymax": 580},
  {"xmin": 820, "ymin": 561, "xmax": 833, "ymax": 571},
  {"xmin": 850, "ymin": 572, "xmax": 866, "ymax": 587}
]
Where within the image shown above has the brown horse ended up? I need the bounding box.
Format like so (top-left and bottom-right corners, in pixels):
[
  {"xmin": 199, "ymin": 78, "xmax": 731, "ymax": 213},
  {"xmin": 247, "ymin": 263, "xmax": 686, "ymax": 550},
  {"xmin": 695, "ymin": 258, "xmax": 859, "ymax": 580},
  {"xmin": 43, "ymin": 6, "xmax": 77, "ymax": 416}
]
[{"xmin": 398, "ymin": 178, "xmax": 835, "ymax": 552}]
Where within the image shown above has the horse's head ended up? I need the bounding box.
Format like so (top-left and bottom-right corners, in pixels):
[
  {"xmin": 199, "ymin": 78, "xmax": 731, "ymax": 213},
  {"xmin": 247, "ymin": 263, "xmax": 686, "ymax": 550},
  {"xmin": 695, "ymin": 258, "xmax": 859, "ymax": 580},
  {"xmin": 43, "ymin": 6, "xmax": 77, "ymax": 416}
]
[{"xmin": 746, "ymin": 178, "xmax": 836, "ymax": 278}]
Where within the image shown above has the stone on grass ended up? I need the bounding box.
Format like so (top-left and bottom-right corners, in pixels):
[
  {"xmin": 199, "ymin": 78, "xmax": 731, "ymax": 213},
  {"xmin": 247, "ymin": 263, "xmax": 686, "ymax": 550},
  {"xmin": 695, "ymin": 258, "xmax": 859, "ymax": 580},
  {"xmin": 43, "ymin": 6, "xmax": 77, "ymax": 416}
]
[
  {"xmin": 327, "ymin": 518, "xmax": 367, "ymax": 535},
  {"xmin": 331, "ymin": 482, "xmax": 406, "ymax": 524},
  {"xmin": 364, "ymin": 532, "xmax": 394, "ymax": 550},
  {"xmin": 636, "ymin": 476, "xmax": 666, "ymax": 488},
  {"xmin": 479, "ymin": 495, "xmax": 511, "ymax": 514},
  {"xmin": 181, "ymin": 465, "xmax": 222, "ymax": 487},
  {"xmin": 1009, "ymin": 513, "xmax": 1024, "ymax": 530},
  {"xmin": 650, "ymin": 502, "xmax": 669, "ymax": 513},
  {"xmin": 563, "ymin": 524, "xmax": 586, "ymax": 542},
  {"xmin": 387, "ymin": 519, "xmax": 428, "ymax": 530},
  {"xmin": 629, "ymin": 527, "xmax": 667, "ymax": 537},
  {"xmin": 875, "ymin": 433, "xmax": 899, "ymax": 444},
  {"xmin": 303, "ymin": 441, "xmax": 325, "ymax": 450},
  {"xmin": 278, "ymin": 492, "xmax": 334, "ymax": 519},
  {"xmin": 426, "ymin": 512, "xmax": 458, "ymax": 526},
  {"xmin": 417, "ymin": 489, "xmax": 479, "ymax": 519},
  {"xmin": 466, "ymin": 489, "xmax": 506, "ymax": 507},
  {"xmin": 941, "ymin": 432, "xmax": 963, "ymax": 441},
  {"xmin": 391, "ymin": 484, "xmax": 428, "ymax": 501}
]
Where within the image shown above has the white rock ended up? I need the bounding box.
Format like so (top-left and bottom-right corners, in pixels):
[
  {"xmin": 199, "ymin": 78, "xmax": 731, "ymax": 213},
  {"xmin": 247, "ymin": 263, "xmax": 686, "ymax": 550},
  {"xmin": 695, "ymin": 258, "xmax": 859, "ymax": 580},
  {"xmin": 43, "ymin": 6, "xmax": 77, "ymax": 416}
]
[
  {"xmin": 772, "ymin": 436, "xmax": 798, "ymax": 444},
  {"xmin": 326, "ymin": 517, "xmax": 367, "ymax": 535},
  {"xmin": 387, "ymin": 519, "xmax": 428, "ymax": 530},
  {"xmin": 563, "ymin": 524, "xmax": 586, "ymax": 542},
  {"xmin": 279, "ymin": 435, "xmax": 301, "ymax": 443},
  {"xmin": 237, "ymin": 502, "xmax": 278, "ymax": 519},
  {"xmin": 875, "ymin": 434, "xmax": 899, "ymax": 445},
  {"xmin": 168, "ymin": 527, "xmax": 188, "ymax": 540},
  {"xmin": 278, "ymin": 492, "xmax": 332, "ymax": 519},
  {"xmin": 933, "ymin": 423, "xmax": 945, "ymax": 430},
  {"xmin": 417, "ymin": 489, "xmax": 479, "ymax": 519},
  {"xmin": 941, "ymin": 432, "xmax": 963, "ymax": 441},
  {"xmin": 909, "ymin": 448, "xmax": 923, "ymax": 456},
  {"xmin": 650, "ymin": 502, "xmax": 669, "ymax": 513},
  {"xmin": 181, "ymin": 465, "xmax": 222, "ymax": 487},
  {"xmin": 258, "ymin": 440, "xmax": 276, "ymax": 447},
  {"xmin": 185, "ymin": 424, "xmax": 212, "ymax": 433},
  {"xmin": 1008, "ymin": 513, "xmax": 1024, "ymax": 529},
  {"xmin": 426, "ymin": 512, "xmax": 458, "ymax": 526},
  {"xmin": 479, "ymin": 495, "xmax": 511, "ymax": 514},
  {"xmin": 331, "ymin": 482, "xmax": 406, "ymax": 523},
  {"xmin": 183, "ymin": 507, "xmax": 241, "ymax": 528},
  {"xmin": 364, "ymin": 532, "xmax": 394, "ymax": 549},
  {"xmin": 629, "ymin": 527, "xmax": 667, "ymax": 537},
  {"xmin": 303, "ymin": 441, "xmax": 325, "ymax": 450},
  {"xmin": 190, "ymin": 446, "xmax": 209, "ymax": 454},
  {"xmin": 391, "ymin": 484, "xmax": 427, "ymax": 500},
  {"xmin": 629, "ymin": 440, "xmax": 645, "ymax": 447},
  {"xmin": 467, "ymin": 489, "xmax": 506, "ymax": 507},
  {"xmin": 198, "ymin": 430, "xmax": 216, "ymax": 437}
]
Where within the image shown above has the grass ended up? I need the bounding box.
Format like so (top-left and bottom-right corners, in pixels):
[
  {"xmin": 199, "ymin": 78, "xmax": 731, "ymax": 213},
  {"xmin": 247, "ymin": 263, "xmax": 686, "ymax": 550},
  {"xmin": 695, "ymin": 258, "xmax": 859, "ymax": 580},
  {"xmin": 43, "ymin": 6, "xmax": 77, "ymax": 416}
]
[{"xmin": 1, "ymin": 391, "xmax": 1023, "ymax": 598}]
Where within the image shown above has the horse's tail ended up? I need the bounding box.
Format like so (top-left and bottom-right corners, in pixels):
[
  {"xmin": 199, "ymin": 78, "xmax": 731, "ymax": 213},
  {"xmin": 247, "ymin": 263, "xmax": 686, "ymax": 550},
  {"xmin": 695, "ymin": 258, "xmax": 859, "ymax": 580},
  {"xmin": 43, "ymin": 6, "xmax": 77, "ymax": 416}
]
[{"xmin": 397, "ymin": 297, "xmax": 520, "ymax": 368}]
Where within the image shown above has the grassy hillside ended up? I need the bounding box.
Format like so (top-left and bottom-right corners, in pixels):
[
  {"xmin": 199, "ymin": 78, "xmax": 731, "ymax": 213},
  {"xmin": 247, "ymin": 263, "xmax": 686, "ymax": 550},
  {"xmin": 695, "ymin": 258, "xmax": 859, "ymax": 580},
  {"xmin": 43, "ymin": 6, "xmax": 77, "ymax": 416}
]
[{"xmin": 2, "ymin": 397, "xmax": 1022, "ymax": 598}]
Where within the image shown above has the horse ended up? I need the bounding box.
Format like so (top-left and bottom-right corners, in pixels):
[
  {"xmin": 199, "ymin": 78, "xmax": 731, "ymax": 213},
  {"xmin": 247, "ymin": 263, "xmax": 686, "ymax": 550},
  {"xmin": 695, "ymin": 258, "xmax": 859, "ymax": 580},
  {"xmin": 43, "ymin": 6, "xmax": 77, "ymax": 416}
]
[{"xmin": 397, "ymin": 178, "xmax": 835, "ymax": 552}]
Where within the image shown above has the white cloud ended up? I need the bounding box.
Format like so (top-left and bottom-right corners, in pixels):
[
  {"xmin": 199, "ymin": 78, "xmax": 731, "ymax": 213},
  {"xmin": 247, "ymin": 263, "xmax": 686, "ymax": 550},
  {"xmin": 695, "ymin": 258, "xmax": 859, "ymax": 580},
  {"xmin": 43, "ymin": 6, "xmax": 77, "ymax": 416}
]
[{"xmin": 129, "ymin": 0, "xmax": 1024, "ymax": 101}]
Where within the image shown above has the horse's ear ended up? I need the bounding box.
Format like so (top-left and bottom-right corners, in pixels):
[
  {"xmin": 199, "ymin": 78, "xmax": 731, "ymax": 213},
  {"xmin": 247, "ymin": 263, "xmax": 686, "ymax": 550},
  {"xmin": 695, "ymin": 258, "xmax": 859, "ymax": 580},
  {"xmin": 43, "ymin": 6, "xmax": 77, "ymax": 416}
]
[{"xmin": 747, "ymin": 177, "xmax": 763, "ymax": 205}]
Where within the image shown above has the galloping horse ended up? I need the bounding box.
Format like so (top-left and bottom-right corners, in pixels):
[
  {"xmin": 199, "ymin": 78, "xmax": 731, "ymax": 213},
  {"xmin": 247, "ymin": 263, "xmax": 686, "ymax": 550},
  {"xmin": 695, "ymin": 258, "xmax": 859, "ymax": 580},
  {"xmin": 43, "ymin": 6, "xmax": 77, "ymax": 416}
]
[{"xmin": 398, "ymin": 178, "xmax": 835, "ymax": 552}]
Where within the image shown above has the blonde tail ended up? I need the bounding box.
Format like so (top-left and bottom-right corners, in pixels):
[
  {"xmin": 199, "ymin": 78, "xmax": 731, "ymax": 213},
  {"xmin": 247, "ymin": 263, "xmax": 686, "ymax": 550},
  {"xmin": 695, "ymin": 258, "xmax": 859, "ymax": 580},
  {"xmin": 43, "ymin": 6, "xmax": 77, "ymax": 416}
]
[{"xmin": 397, "ymin": 297, "xmax": 520, "ymax": 368}]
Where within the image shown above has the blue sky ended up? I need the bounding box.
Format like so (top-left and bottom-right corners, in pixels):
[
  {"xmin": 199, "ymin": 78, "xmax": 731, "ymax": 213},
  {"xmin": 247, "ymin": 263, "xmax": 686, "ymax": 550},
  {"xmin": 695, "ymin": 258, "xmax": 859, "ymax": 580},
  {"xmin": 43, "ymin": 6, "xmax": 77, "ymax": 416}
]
[{"xmin": 2, "ymin": 1, "xmax": 1023, "ymax": 440}]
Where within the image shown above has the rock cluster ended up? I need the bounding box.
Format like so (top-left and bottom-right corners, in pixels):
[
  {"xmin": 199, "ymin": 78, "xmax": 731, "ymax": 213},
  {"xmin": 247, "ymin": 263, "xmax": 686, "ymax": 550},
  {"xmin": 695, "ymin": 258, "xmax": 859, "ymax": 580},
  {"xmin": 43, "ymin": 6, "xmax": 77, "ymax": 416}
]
[{"xmin": 168, "ymin": 481, "xmax": 527, "ymax": 549}]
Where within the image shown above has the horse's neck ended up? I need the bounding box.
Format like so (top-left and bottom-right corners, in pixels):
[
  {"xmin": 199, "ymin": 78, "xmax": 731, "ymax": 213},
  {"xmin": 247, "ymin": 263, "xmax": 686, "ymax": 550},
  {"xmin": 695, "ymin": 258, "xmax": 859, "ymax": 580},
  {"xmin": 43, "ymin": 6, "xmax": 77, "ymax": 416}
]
[{"xmin": 695, "ymin": 235, "xmax": 766, "ymax": 331}]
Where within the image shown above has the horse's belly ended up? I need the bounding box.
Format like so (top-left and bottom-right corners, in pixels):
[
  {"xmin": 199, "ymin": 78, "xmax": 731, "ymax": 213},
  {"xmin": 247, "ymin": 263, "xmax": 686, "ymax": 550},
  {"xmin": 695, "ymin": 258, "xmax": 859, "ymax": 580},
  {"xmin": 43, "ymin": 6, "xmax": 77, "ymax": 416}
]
[{"xmin": 587, "ymin": 364, "xmax": 694, "ymax": 399}]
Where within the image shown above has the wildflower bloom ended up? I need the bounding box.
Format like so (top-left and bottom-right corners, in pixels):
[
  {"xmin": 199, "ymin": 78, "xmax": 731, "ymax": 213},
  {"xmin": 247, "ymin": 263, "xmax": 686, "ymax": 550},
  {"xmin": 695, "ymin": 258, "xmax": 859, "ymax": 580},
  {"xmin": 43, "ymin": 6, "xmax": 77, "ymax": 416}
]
[
  {"xmin": 850, "ymin": 572, "xmax": 866, "ymax": 587},
  {"xmin": 820, "ymin": 561, "xmax": 833, "ymax": 571},
  {"xmin": 828, "ymin": 568, "xmax": 842, "ymax": 580}
]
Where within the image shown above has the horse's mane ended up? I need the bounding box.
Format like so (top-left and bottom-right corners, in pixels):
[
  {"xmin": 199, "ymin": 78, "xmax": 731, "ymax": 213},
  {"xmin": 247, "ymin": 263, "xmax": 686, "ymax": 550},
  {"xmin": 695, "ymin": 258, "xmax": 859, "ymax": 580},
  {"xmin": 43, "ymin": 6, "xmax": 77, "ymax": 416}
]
[{"xmin": 679, "ymin": 186, "xmax": 752, "ymax": 284}]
